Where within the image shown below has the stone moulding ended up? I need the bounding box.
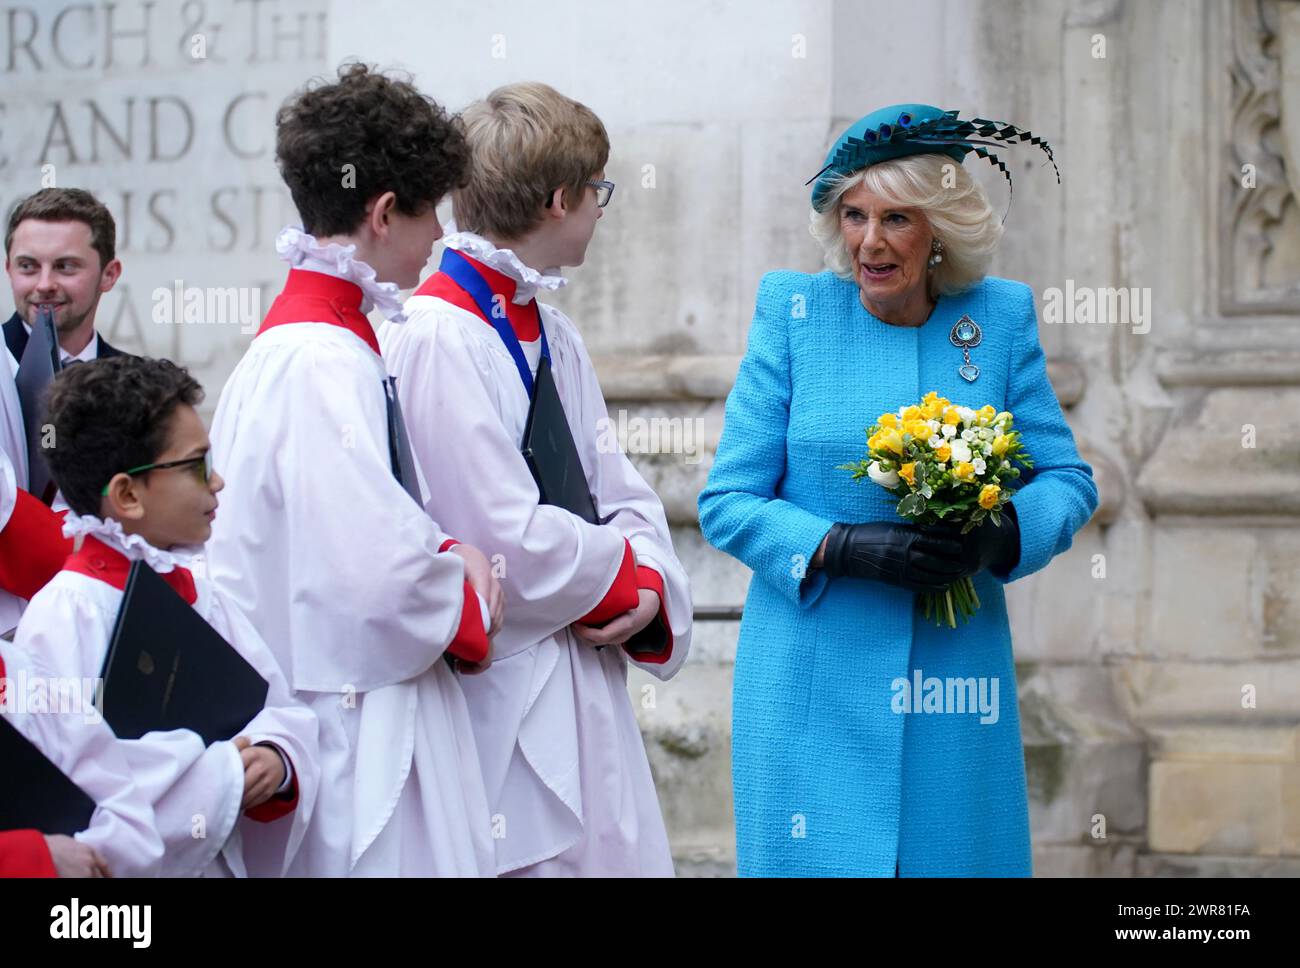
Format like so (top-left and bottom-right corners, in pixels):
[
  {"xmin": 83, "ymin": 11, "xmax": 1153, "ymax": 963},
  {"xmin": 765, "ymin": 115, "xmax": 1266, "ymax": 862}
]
[{"xmin": 1218, "ymin": 0, "xmax": 1300, "ymax": 317}]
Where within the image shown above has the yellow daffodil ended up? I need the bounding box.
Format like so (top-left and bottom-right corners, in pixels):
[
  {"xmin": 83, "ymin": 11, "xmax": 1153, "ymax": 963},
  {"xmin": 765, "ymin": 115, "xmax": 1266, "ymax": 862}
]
[
  {"xmin": 899, "ymin": 462, "xmax": 916, "ymax": 486},
  {"xmin": 942, "ymin": 408, "xmax": 962, "ymax": 426},
  {"xmin": 954, "ymin": 461, "xmax": 975, "ymax": 480},
  {"xmin": 992, "ymin": 434, "xmax": 1010, "ymax": 456},
  {"xmin": 935, "ymin": 442, "xmax": 952, "ymax": 462},
  {"xmin": 879, "ymin": 429, "xmax": 905, "ymax": 455},
  {"xmin": 979, "ymin": 484, "xmax": 1001, "ymax": 509},
  {"xmin": 878, "ymin": 413, "xmax": 899, "ymax": 429}
]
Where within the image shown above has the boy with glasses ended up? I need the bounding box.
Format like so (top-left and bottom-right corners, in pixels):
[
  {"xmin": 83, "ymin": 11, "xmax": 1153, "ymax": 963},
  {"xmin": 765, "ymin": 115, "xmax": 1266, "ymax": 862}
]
[
  {"xmin": 2, "ymin": 355, "xmax": 319, "ymax": 877},
  {"xmin": 381, "ymin": 81, "xmax": 692, "ymax": 876}
]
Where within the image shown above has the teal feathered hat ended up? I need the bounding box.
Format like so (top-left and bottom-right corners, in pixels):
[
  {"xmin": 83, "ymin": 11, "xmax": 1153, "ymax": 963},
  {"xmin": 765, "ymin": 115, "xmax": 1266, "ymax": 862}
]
[{"xmin": 807, "ymin": 103, "xmax": 1059, "ymax": 212}]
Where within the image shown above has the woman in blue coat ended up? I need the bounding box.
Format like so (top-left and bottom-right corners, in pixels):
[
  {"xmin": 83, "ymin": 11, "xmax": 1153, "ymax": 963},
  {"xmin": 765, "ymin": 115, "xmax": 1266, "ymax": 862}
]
[{"xmin": 698, "ymin": 104, "xmax": 1099, "ymax": 877}]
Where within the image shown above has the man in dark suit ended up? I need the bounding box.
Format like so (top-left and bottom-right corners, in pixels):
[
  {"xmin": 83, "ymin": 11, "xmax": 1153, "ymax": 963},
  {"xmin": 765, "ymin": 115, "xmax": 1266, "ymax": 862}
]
[{"xmin": 4, "ymin": 188, "xmax": 126, "ymax": 367}]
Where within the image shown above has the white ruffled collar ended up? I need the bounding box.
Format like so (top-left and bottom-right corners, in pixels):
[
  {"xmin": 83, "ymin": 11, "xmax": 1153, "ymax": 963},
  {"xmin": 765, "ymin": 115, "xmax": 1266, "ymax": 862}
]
[
  {"xmin": 276, "ymin": 225, "xmax": 407, "ymax": 322},
  {"xmin": 441, "ymin": 226, "xmax": 567, "ymax": 305},
  {"xmin": 62, "ymin": 511, "xmax": 201, "ymax": 575}
]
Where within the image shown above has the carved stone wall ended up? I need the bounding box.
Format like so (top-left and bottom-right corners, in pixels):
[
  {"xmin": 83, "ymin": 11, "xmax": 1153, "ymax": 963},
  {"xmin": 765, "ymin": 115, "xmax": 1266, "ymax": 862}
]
[
  {"xmin": 1127, "ymin": 0, "xmax": 1300, "ymax": 874},
  {"xmin": 0, "ymin": 0, "xmax": 329, "ymax": 403}
]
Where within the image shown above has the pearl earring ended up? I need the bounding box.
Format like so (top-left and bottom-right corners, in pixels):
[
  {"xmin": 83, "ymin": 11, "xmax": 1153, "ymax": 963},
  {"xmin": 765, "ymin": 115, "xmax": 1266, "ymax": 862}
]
[{"xmin": 927, "ymin": 238, "xmax": 944, "ymax": 268}]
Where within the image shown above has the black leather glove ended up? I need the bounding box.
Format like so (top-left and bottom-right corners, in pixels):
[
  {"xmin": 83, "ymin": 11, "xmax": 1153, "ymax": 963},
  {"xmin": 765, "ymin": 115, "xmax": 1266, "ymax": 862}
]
[
  {"xmin": 820, "ymin": 521, "xmax": 968, "ymax": 593},
  {"xmin": 930, "ymin": 503, "xmax": 1021, "ymax": 580}
]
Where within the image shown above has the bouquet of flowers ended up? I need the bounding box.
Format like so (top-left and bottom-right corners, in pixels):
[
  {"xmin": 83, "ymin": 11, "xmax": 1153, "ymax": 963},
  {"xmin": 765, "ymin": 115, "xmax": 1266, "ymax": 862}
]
[{"xmin": 840, "ymin": 391, "xmax": 1034, "ymax": 628}]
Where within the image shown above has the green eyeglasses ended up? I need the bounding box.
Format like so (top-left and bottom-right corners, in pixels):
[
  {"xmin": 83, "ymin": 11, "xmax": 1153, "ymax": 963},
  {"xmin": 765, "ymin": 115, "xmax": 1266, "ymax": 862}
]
[{"xmin": 100, "ymin": 451, "xmax": 213, "ymax": 496}]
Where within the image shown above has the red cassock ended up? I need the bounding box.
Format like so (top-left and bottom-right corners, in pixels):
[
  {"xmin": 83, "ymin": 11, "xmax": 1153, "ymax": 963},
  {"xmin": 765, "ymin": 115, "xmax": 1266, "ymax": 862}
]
[
  {"xmin": 0, "ymin": 488, "xmax": 72, "ymax": 600},
  {"xmin": 0, "ymin": 829, "xmax": 56, "ymax": 878}
]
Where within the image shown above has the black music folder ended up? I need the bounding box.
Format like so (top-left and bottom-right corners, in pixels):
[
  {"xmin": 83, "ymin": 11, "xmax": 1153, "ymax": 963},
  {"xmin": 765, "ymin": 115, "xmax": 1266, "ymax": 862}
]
[
  {"xmin": 385, "ymin": 376, "xmax": 423, "ymax": 507},
  {"xmin": 14, "ymin": 307, "xmax": 62, "ymax": 503},
  {"xmin": 0, "ymin": 713, "xmax": 96, "ymax": 836},
  {"xmin": 521, "ymin": 355, "xmax": 599, "ymax": 525},
  {"xmin": 98, "ymin": 561, "xmax": 268, "ymax": 747}
]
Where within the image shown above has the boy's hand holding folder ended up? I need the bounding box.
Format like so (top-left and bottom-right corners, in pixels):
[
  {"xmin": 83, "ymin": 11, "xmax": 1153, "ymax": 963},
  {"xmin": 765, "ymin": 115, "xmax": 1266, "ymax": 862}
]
[{"xmin": 233, "ymin": 736, "xmax": 287, "ymax": 810}]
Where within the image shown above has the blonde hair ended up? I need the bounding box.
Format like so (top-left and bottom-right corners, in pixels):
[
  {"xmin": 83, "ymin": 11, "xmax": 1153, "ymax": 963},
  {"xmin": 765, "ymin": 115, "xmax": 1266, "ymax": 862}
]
[
  {"xmin": 809, "ymin": 153, "xmax": 1002, "ymax": 296},
  {"xmin": 453, "ymin": 82, "xmax": 610, "ymax": 241}
]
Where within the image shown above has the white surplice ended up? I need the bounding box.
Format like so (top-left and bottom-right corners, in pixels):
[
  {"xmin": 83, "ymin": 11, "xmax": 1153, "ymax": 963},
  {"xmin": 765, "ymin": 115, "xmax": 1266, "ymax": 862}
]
[
  {"xmin": 1, "ymin": 351, "xmax": 24, "ymax": 493},
  {"xmin": 2, "ymin": 636, "xmax": 162, "ymax": 877},
  {"xmin": 205, "ymin": 226, "xmax": 495, "ymax": 877},
  {"xmin": 379, "ymin": 232, "xmax": 693, "ymax": 876},
  {"xmin": 0, "ymin": 448, "xmax": 16, "ymax": 539},
  {"xmin": 2, "ymin": 514, "xmax": 319, "ymax": 877},
  {"xmin": 1, "ymin": 361, "xmax": 29, "ymax": 635}
]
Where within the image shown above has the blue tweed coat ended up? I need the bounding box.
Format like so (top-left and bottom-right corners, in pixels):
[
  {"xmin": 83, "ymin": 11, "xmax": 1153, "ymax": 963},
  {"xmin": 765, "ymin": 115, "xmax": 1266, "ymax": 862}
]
[{"xmin": 698, "ymin": 271, "xmax": 1098, "ymax": 877}]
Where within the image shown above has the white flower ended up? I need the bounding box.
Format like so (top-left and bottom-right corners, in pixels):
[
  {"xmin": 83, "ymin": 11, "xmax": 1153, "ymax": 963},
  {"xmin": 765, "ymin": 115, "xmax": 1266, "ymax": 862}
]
[
  {"xmin": 961, "ymin": 428, "xmax": 976, "ymax": 441},
  {"xmin": 867, "ymin": 460, "xmax": 900, "ymax": 488},
  {"xmin": 927, "ymin": 419, "xmax": 940, "ymax": 434},
  {"xmin": 949, "ymin": 440, "xmax": 972, "ymax": 464},
  {"xmin": 981, "ymin": 443, "xmax": 992, "ymax": 457},
  {"xmin": 973, "ymin": 458, "xmax": 987, "ymax": 475},
  {"xmin": 957, "ymin": 406, "xmax": 976, "ymax": 424},
  {"xmin": 928, "ymin": 434, "xmax": 943, "ymax": 448},
  {"xmin": 942, "ymin": 424, "xmax": 957, "ymax": 439}
]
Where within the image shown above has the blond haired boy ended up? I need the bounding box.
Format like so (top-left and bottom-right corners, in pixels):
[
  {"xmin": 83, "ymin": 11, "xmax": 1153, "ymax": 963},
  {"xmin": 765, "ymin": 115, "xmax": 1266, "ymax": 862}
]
[{"xmin": 380, "ymin": 82, "xmax": 692, "ymax": 876}]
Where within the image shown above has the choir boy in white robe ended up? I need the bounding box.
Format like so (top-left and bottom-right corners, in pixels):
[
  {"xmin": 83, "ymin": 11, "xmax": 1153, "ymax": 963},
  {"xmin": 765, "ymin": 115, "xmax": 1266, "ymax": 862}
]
[
  {"xmin": 1, "ymin": 445, "xmax": 115, "ymax": 878},
  {"xmin": 206, "ymin": 63, "xmax": 503, "ymax": 877},
  {"xmin": 4, "ymin": 356, "xmax": 319, "ymax": 877},
  {"xmin": 381, "ymin": 82, "xmax": 693, "ymax": 876},
  {"xmin": 0, "ymin": 348, "xmax": 72, "ymax": 636},
  {"xmin": 0, "ymin": 293, "xmax": 114, "ymax": 880}
]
